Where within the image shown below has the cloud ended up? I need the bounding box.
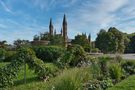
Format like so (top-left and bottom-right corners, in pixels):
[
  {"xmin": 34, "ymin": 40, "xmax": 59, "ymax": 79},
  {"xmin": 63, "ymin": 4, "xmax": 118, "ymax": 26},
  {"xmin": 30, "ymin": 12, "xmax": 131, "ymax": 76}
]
[
  {"xmin": 0, "ymin": 0, "xmax": 135, "ymax": 43},
  {"xmin": 0, "ymin": 0, "xmax": 13, "ymax": 13}
]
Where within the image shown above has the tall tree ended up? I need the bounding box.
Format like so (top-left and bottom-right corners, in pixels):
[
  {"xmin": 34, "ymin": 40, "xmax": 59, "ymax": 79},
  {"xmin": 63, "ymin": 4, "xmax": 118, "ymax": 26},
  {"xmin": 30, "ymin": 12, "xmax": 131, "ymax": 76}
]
[
  {"xmin": 108, "ymin": 27, "xmax": 125, "ymax": 53},
  {"xmin": 95, "ymin": 27, "xmax": 125, "ymax": 53}
]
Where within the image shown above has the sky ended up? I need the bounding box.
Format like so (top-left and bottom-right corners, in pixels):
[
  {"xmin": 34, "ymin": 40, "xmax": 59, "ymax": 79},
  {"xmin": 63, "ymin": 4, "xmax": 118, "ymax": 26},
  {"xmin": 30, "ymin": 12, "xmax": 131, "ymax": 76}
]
[{"xmin": 0, "ymin": 0, "xmax": 135, "ymax": 44}]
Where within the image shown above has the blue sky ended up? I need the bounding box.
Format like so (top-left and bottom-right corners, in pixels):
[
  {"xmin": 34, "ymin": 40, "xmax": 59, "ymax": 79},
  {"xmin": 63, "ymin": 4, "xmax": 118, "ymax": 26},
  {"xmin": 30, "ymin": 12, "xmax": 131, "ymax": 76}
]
[{"xmin": 0, "ymin": 0, "xmax": 135, "ymax": 44}]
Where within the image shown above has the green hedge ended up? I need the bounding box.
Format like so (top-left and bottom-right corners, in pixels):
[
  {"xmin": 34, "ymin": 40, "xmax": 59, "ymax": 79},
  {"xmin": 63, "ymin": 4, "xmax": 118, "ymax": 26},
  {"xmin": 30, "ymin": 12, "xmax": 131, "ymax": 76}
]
[{"xmin": 32, "ymin": 46, "xmax": 65, "ymax": 62}]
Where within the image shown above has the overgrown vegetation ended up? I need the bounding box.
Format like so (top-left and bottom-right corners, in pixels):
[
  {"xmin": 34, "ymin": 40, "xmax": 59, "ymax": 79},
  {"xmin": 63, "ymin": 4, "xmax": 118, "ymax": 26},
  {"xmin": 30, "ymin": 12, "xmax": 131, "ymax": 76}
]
[
  {"xmin": 32, "ymin": 46, "xmax": 65, "ymax": 62},
  {"xmin": 0, "ymin": 44, "xmax": 135, "ymax": 89}
]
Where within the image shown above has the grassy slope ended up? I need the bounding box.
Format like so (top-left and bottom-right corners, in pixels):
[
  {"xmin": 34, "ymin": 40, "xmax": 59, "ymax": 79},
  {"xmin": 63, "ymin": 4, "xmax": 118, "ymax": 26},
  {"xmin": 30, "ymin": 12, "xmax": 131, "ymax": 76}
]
[{"xmin": 108, "ymin": 75, "xmax": 135, "ymax": 90}]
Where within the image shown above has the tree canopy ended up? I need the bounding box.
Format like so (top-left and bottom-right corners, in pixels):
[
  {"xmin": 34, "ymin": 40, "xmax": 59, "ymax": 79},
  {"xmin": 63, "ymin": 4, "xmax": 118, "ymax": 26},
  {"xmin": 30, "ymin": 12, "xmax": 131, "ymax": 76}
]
[{"xmin": 95, "ymin": 27, "xmax": 125, "ymax": 53}]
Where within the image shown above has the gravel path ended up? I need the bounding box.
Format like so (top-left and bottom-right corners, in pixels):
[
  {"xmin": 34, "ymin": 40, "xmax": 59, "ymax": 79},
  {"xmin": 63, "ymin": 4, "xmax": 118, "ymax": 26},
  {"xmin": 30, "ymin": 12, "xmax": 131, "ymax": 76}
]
[{"xmin": 106, "ymin": 54, "xmax": 135, "ymax": 60}]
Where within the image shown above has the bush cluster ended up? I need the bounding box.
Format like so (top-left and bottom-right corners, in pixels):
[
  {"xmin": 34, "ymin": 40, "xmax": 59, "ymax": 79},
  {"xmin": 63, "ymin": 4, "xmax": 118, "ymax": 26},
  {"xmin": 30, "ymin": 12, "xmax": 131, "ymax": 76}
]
[
  {"xmin": 32, "ymin": 46, "xmax": 65, "ymax": 62},
  {"xmin": 0, "ymin": 48, "xmax": 57, "ymax": 88},
  {"xmin": 121, "ymin": 60, "xmax": 135, "ymax": 75},
  {"xmin": 58, "ymin": 45, "xmax": 88, "ymax": 67},
  {"xmin": 84, "ymin": 78, "xmax": 113, "ymax": 90}
]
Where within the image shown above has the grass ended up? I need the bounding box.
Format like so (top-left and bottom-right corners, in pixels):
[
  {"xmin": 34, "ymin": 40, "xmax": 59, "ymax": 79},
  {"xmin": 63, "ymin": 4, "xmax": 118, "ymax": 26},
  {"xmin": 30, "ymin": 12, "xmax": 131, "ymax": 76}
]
[
  {"xmin": 5, "ymin": 67, "xmax": 91, "ymax": 90},
  {"xmin": 108, "ymin": 75, "xmax": 135, "ymax": 90},
  {"xmin": 0, "ymin": 62, "xmax": 59, "ymax": 90},
  {"xmin": 1, "ymin": 60, "xmax": 135, "ymax": 90}
]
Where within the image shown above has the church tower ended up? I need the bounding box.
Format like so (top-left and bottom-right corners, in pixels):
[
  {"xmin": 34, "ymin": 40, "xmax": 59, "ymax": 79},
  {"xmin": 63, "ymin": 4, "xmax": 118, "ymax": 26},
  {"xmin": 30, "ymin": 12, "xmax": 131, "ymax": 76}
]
[
  {"xmin": 49, "ymin": 18, "xmax": 53, "ymax": 39},
  {"xmin": 62, "ymin": 14, "xmax": 67, "ymax": 47}
]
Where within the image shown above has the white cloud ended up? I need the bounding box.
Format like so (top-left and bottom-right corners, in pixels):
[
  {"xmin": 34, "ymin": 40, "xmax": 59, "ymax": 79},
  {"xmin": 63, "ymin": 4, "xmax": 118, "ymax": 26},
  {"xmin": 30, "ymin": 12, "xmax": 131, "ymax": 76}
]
[{"xmin": 0, "ymin": 0, "xmax": 13, "ymax": 14}]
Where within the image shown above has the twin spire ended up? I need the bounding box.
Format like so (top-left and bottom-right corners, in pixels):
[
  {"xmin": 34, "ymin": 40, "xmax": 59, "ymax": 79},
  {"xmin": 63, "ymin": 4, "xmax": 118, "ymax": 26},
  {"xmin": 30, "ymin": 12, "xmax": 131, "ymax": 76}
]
[
  {"xmin": 49, "ymin": 14, "xmax": 67, "ymax": 36},
  {"xmin": 49, "ymin": 14, "xmax": 68, "ymax": 47}
]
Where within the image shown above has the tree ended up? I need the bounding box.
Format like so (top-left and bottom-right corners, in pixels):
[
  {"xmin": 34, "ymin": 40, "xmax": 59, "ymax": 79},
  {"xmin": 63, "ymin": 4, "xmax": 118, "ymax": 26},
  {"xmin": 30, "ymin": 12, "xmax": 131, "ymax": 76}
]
[
  {"xmin": 108, "ymin": 27, "xmax": 125, "ymax": 53},
  {"xmin": 128, "ymin": 34, "xmax": 135, "ymax": 53},
  {"xmin": 71, "ymin": 33, "xmax": 91, "ymax": 52},
  {"xmin": 0, "ymin": 40, "xmax": 7, "ymax": 49},
  {"xmin": 33, "ymin": 35, "xmax": 40, "ymax": 41},
  {"xmin": 33, "ymin": 32, "xmax": 50, "ymax": 41},
  {"xmin": 14, "ymin": 39, "xmax": 30, "ymax": 48},
  {"xmin": 49, "ymin": 34, "xmax": 64, "ymax": 46},
  {"xmin": 95, "ymin": 27, "xmax": 125, "ymax": 53},
  {"xmin": 40, "ymin": 32, "xmax": 50, "ymax": 41},
  {"xmin": 95, "ymin": 29, "xmax": 107, "ymax": 53}
]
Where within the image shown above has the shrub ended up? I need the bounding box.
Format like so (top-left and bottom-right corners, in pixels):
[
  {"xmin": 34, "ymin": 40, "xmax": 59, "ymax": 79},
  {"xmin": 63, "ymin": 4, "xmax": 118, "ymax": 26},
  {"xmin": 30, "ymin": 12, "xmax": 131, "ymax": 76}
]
[
  {"xmin": 0, "ymin": 48, "xmax": 6, "ymax": 61},
  {"xmin": 32, "ymin": 46, "xmax": 65, "ymax": 62},
  {"xmin": 114, "ymin": 55, "xmax": 123, "ymax": 63},
  {"xmin": 47, "ymin": 67, "xmax": 91, "ymax": 90},
  {"xmin": 68, "ymin": 45, "xmax": 87, "ymax": 66},
  {"xmin": 98, "ymin": 56, "xmax": 111, "ymax": 77},
  {"xmin": 0, "ymin": 47, "xmax": 56, "ymax": 87},
  {"xmin": 109, "ymin": 64, "xmax": 123, "ymax": 83},
  {"xmin": 91, "ymin": 48, "xmax": 100, "ymax": 53},
  {"xmin": 90, "ymin": 58, "xmax": 101, "ymax": 79},
  {"xmin": 58, "ymin": 45, "xmax": 87, "ymax": 67},
  {"xmin": 4, "ymin": 51, "xmax": 16, "ymax": 62},
  {"xmin": 121, "ymin": 60, "xmax": 135, "ymax": 75},
  {"xmin": 84, "ymin": 78, "xmax": 113, "ymax": 90}
]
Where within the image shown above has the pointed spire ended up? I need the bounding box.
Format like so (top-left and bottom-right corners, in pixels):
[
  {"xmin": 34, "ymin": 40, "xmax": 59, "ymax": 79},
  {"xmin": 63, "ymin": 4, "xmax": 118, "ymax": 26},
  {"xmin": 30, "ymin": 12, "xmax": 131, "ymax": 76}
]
[
  {"xmin": 49, "ymin": 18, "xmax": 53, "ymax": 27},
  {"xmin": 62, "ymin": 14, "xmax": 67, "ymax": 47},
  {"xmin": 49, "ymin": 18, "xmax": 53, "ymax": 38},
  {"xmin": 88, "ymin": 33, "xmax": 91, "ymax": 43},
  {"xmin": 63, "ymin": 14, "xmax": 67, "ymax": 25}
]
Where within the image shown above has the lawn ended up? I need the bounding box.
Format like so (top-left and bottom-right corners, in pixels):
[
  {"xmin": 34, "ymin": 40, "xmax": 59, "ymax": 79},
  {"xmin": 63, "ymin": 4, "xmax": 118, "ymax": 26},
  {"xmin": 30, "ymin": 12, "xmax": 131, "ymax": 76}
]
[{"xmin": 108, "ymin": 75, "xmax": 135, "ymax": 90}]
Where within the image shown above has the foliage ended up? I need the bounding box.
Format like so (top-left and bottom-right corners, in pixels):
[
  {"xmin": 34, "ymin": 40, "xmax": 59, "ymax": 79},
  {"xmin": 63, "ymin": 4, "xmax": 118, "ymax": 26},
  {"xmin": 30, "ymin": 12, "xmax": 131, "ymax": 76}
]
[
  {"xmin": 95, "ymin": 27, "xmax": 125, "ymax": 53},
  {"xmin": 114, "ymin": 55, "xmax": 123, "ymax": 63},
  {"xmin": 14, "ymin": 39, "xmax": 30, "ymax": 49},
  {"xmin": 32, "ymin": 46, "xmax": 64, "ymax": 62},
  {"xmin": 71, "ymin": 33, "xmax": 91, "ymax": 52},
  {"xmin": 0, "ymin": 48, "xmax": 6, "ymax": 61},
  {"xmin": 126, "ymin": 34, "xmax": 135, "ymax": 53},
  {"xmin": 4, "ymin": 51, "xmax": 16, "ymax": 62},
  {"xmin": 121, "ymin": 60, "xmax": 135, "ymax": 75},
  {"xmin": 0, "ymin": 41, "xmax": 7, "ymax": 49},
  {"xmin": 98, "ymin": 56, "xmax": 111, "ymax": 77},
  {"xmin": 108, "ymin": 75, "xmax": 135, "ymax": 90},
  {"xmin": 0, "ymin": 48, "xmax": 56, "ymax": 88},
  {"xmin": 58, "ymin": 45, "xmax": 87, "ymax": 67},
  {"xmin": 47, "ymin": 67, "xmax": 92, "ymax": 90},
  {"xmin": 49, "ymin": 34, "xmax": 64, "ymax": 46},
  {"xmin": 84, "ymin": 78, "xmax": 113, "ymax": 90},
  {"xmin": 109, "ymin": 64, "xmax": 123, "ymax": 83},
  {"xmin": 91, "ymin": 48, "xmax": 100, "ymax": 53},
  {"xmin": 89, "ymin": 57, "xmax": 101, "ymax": 79},
  {"xmin": 33, "ymin": 32, "xmax": 50, "ymax": 41}
]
